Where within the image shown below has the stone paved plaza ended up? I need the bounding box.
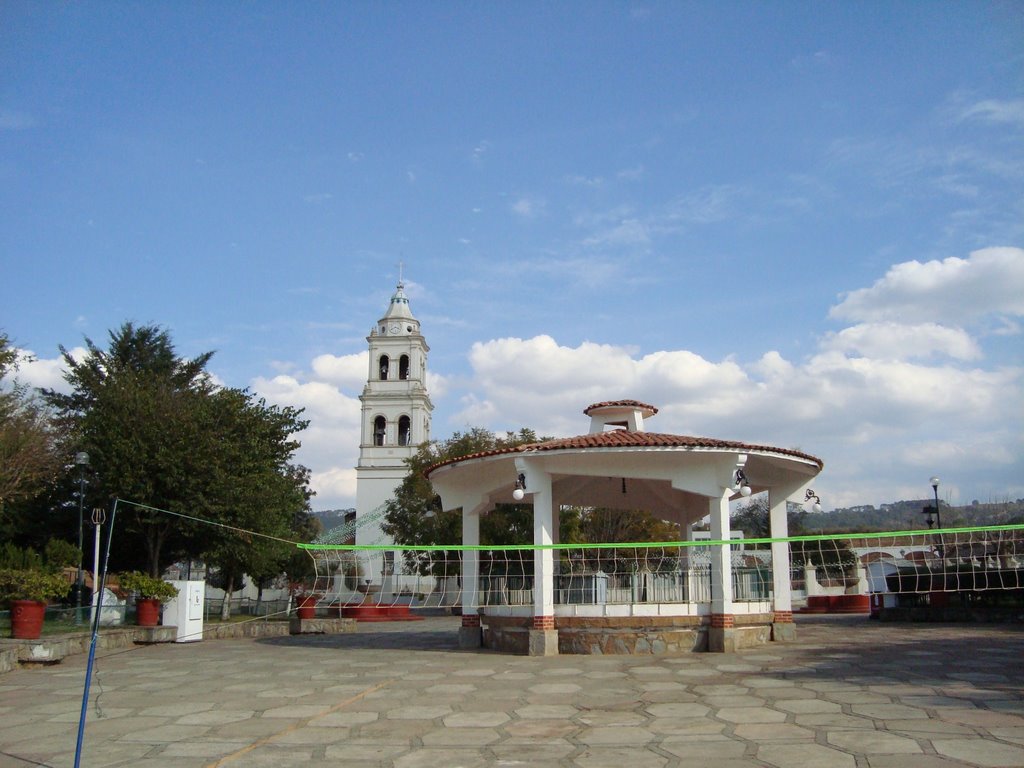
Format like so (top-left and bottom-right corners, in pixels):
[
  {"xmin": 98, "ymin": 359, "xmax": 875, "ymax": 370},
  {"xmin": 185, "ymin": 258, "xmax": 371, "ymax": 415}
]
[{"xmin": 1, "ymin": 615, "xmax": 1023, "ymax": 767}]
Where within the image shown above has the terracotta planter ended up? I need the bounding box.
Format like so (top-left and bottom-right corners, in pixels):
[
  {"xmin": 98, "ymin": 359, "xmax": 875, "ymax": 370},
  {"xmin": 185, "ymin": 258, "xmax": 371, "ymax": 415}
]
[
  {"xmin": 135, "ymin": 597, "xmax": 162, "ymax": 626},
  {"xmin": 10, "ymin": 600, "xmax": 47, "ymax": 639},
  {"xmin": 296, "ymin": 595, "xmax": 317, "ymax": 619}
]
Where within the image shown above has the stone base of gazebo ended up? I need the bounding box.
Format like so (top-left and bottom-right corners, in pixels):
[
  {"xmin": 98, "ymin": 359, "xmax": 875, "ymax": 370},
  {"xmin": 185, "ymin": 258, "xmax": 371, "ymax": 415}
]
[{"xmin": 481, "ymin": 613, "xmax": 785, "ymax": 655}]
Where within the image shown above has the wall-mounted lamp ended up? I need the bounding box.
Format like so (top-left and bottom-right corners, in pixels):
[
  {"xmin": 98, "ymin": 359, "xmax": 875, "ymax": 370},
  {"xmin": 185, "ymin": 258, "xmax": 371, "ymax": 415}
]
[
  {"xmin": 804, "ymin": 489, "xmax": 823, "ymax": 513},
  {"xmin": 512, "ymin": 473, "xmax": 527, "ymax": 501},
  {"xmin": 732, "ymin": 468, "xmax": 752, "ymax": 497}
]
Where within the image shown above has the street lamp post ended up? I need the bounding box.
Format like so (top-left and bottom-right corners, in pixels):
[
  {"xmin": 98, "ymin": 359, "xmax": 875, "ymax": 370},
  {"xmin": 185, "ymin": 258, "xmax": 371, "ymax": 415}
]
[
  {"xmin": 930, "ymin": 476, "xmax": 942, "ymax": 530},
  {"xmin": 74, "ymin": 452, "xmax": 89, "ymax": 626},
  {"xmin": 930, "ymin": 476, "xmax": 943, "ymax": 561}
]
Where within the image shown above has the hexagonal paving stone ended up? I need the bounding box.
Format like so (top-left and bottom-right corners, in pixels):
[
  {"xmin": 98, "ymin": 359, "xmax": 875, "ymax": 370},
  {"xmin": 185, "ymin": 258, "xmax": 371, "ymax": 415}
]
[
  {"xmin": 772, "ymin": 699, "xmax": 842, "ymax": 714},
  {"xmin": 514, "ymin": 703, "xmax": 580, "ymax": 720},
  {"xmin": 733, "ymin": 723, "xmax": 815, "ymax": 741},
  {"xmin": 490, "ymin": 743, "xmax": 577, "ymax": 762},
  {"xmin": 392, "ymin": 747, "xmax": 490, "ymax": 768},
  {"xmin": 645, "ymin": 702, "xmax": 711, "ymax": 718},
  {"xmin": 716, "ymin": 706, "xmax": 787, "ymax": 724},
  {"xmin": 693, "ymin": 684, "xmax": 750, "ymax": 696},
  {"xmin": 758, "ymin": 742, "xmax": 856, "ymax": 768},
  {"xmin": 421, "ymin": 726, "xmax": 502, "ymax": 746},
  {"xmin": 385, "ymin": 705, "xmax": 453, "ymax": 720},
  {"xmin": 574, "ymin": 746, "xmax": 669, "ymax": 768},
  {"xmin": 529, "ymin": 682, "xmax": 582, "ymax": 694},
  {"xmin": 827, "ymin": 730, "xmax": 922, "ymax": 754},
  {"xmin": 660, "ymin": 738, "xmax": 747, "ymax": 759},
  {"xmin": 792, "ymin": 713, "xmax": 876, "ymax": 729},
  {"xmin": 576, "ymin": 726, "xmax": 657, "ymax": 746},
  {"xmin": 933, "ymin": 738, "xmax": 1024, "ymax": 767},
  {"xmin": 849, "ymin": 703, "xmax": 929, "ymax": 720},
  {"xmin": 649, "ymin": 720, "xmax": 728, "ymax": 738},
  {"xmin": 442, "ymin": 711, "xmax": 510, "ymax": 728},
  {"xmin": 577, "ymin": 710, "xmax": 647, "ymax": 727},
  {"xmin": 938, "ymin": 708, "xmax": 1024, "ymax": 727},
  {"xmin": 502, "ymin": 718, "xmax": 578, "ymax": 741},
  {"xmin": 423, "ymin": 684, "xmax": 477, "ymax": 695}
]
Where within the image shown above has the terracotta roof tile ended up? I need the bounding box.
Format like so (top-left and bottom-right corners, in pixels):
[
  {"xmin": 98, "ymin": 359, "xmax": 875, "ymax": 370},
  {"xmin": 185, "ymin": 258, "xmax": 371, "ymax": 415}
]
[
  {"xmin": 425, "ymin": 430, "xmax": 823, "ymax": 477},
  {"xmin": 583, "ymin": 399, "xmax": 658, "ymax": 415}
]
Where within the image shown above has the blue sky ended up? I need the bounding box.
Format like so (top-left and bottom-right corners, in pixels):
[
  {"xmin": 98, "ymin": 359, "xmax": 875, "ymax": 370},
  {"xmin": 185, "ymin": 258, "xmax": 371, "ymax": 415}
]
[{"xmin": 3, "ymin": 3, "xmax": 1022, "ymax": 513}]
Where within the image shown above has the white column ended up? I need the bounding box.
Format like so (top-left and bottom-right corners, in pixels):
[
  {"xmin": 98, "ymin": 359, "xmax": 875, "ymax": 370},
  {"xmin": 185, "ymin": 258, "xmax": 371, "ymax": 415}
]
[
  {"xmin": 458, "ymin": 510, "xmax": 482, "ymax": 649},
  {"xmin": 769, "ymin": 493, "xmax": 792, "ymax": 614},
  {"xmin": 532, "ymin": 472, "xmax": 555, "ymax": 620},
  {"xmin": 462, "ymin": 512, "xmax": 480, "ymax": 612},
  {"xmin": 708, "ymin": 490, "xmax": 734, "ymax": 615}
]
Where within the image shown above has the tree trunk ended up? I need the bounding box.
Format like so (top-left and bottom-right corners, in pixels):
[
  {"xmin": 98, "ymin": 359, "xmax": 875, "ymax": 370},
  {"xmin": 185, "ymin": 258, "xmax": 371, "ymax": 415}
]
[{"xmin": 220, "ymin": 572, "xmax": 234, "ymax": 621}]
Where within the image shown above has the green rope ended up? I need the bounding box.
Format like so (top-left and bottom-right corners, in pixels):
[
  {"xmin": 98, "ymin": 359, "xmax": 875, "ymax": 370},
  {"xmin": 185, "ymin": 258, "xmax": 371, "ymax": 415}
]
[{"xmin": 297, "ymin": 523, "xmax": 1024, "ymax": 552}]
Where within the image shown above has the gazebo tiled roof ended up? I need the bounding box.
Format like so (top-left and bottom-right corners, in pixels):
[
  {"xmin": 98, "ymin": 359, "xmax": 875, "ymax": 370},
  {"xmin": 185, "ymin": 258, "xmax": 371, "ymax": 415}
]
[
  {"xmin": 425, "ymin": 429, "xmax": 823, "ymax": 478},
  {"xmin": 583, "ymin": 399, "xmax": 658, "ymax": 416}
]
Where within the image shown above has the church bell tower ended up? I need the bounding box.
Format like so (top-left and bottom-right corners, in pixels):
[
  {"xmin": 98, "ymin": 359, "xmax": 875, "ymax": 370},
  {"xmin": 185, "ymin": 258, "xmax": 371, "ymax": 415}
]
[{"xmin": 354, "ymin": 278, "xmax": 433, "ymax": 549}]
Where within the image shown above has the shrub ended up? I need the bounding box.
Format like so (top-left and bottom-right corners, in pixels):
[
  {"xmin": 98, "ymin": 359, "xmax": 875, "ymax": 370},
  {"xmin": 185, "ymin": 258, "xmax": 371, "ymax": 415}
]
[
  {"xmin": 117, "ymin": 572, "xmax": 179, "ymax": 602},
  {"xmin": 0, "ymin": 568, "xmax": 72, "ymax": 604}
]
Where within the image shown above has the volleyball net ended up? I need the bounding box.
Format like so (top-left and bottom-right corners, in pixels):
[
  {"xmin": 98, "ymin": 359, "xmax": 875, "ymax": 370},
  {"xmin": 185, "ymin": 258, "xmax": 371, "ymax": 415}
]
[{"xmin": 297, "ymin": 524, "xmax": 1024, "ymax": 611}]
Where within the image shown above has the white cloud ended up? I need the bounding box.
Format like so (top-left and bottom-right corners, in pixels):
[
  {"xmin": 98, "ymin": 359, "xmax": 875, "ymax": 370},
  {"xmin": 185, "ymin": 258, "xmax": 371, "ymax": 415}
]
[
  {"xmin": 0, "ymin": 109, "xmax": 35, "ymax": 130},
  {"xmin": 581, "ymin": 218, "xmax": 650, "ymax": 249},
  {"xmin": 310, "ymin": 352, "xmax": 368, "ymax": 390},
  {"xmin": 821, "ymin": 322, "xmax": 982, "ymax": 361},
  {"xmin": 9, "ymin": 347, "xmax": 85, "ymax": 393},
  {"xmin": 960, "ymin": 98, "xmax": 1024, "ymax": 127},
  {"xmin": 830, "ymin": 247, "xmax": 1024, "ymax": 325},
  {"xmin": 564, "ymin": 174, "xmax": 604, "ymax": 187},
  {"xmin": 471, "ymin": 140, "xmax": 490, "ymax": 163},
  {"xmin": 665, "ymin": 184, "xmax": 747, "ymax": 225},
  {"xmin": 252, "ymin": 373, "xmax": 363, "ymax": 510},
  {"xmin": 448, "ymin": 305, "xmax": 1024, "ymax": 512},
  {"xmin": 511, "ymin": 197, "xmax": 544, "ymax": 218},
  {"xmin": 303, "ymin": 192, "xmax": 333, "ymax": 204}
]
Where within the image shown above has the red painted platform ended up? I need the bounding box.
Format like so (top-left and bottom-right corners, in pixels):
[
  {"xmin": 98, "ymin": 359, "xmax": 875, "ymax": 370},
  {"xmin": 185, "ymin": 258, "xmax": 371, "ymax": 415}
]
[{"xmin": 339, "ymin": 604, "xmax": 424, "ymax": 622}]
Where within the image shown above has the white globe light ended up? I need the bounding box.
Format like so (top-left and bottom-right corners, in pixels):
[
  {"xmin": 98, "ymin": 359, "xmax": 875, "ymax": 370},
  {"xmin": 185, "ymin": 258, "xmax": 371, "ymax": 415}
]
[
  {"xmin": 740, "ymin": 485, "xmax": 752, "ymax": 497},
  {"xmin": 812, "ymin": 502, "xmax": 822, "ymax": 513},
  {"xmin": 512, "ymin": 488, "xmax": 525, "ymax": 501}
]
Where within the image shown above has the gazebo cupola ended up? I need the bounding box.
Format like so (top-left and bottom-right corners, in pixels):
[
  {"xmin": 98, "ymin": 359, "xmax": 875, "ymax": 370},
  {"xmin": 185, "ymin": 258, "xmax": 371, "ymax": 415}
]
[{"xmin": 585, "ymin": 399, "xmax": 658, "ymax": 434}]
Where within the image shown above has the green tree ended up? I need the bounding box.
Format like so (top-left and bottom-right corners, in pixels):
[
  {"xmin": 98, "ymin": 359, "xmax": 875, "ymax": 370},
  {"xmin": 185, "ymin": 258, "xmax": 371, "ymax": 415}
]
[
  {"xmin": 381, "ymin": 427, "xmax": 582, "ymax": 578},
  {"xmin": 0, "ymin": 332, "xmax": 65, "ymax": 519},
  {"xmin": 197, "ymin": 387, "xmax": 314, "ymax": 619},
  {"xmin": 44, "ymin": 323, "xmax": 314, "ymax": 580},
  {"xmin": 730, "ymin": 495, "xmax": 808, "ymax": 538}
]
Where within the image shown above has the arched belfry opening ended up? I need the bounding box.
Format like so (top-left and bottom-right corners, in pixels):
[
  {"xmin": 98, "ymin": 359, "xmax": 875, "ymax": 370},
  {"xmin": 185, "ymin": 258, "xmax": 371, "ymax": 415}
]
[
  {"xmin": 373, "ymin": 415, "xmax": 387, "ymax": 446},
  {"xmin": 398, "ymin": 415, "xmax": 411, "ymax": 446},
  {"xmin": 399, "ymin": 354, "xmax": 410, "ymax": 380},
  {"xmin": 379, "ymin": 355, "xmax": 390, "ymax": 380}
]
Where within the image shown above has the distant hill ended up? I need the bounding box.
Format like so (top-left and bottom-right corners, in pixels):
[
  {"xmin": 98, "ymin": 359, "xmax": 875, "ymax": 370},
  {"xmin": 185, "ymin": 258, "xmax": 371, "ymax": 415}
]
[
  {"xmin": 312, "ymin": 508, "xmax": 356, "ymax": 534},
  {"xmin": 802, "ymin": 498, "xmax": 1024, "ymax": 533},
  {"xmin": 314, "ymin": 501, "xmax": 1023, "ymax": 538}
]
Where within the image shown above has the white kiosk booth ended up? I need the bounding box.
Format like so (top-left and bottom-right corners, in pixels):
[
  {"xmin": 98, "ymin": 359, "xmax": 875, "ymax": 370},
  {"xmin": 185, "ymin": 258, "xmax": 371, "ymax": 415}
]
[{"xmin": 166, "ymin": 580, "xmax": 205, "ymax": 642}]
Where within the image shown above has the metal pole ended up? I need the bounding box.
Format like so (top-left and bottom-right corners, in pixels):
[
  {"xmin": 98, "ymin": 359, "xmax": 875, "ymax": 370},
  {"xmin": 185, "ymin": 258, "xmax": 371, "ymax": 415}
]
[
  {"xmin": 74, "ymin": 453, "xmax": 88, "ymax": 626},
  {"xmin": 91, "ymin": 517, "xmax": 102, "ymax": 625},
  {"xmin": 75, "ymin": 499, "xmax": 117, "ymax": 768},
  {"xmin": 933, "ymin": 485, "xmax": 942, "ymax": 530}
]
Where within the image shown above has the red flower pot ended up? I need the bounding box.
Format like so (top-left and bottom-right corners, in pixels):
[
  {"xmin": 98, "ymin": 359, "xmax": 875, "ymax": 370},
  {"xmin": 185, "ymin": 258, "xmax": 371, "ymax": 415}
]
[
  {"xmin": 296, "ymin": 595, "xmax": 317, "ymax": 619},
  {"xmin": 11, "ymin": 600, "xmax": 46, "ymax": 639},
  {"xmin": 135, "ymin": 597, "xmax": 161, "ymax": 626}
]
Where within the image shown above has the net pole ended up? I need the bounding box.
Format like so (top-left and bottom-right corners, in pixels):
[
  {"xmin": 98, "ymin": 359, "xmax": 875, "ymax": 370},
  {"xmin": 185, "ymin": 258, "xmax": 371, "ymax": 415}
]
[{"xmin": 75, "ymin": 498, "xmax": 119, "ymax": 768}]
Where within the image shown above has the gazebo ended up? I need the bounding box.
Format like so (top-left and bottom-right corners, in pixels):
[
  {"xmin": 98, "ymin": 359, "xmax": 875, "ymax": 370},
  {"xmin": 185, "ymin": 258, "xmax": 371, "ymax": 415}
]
[{"xmin": 425, "ymin": 400, "xmax": 823, "ymax": 656}]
